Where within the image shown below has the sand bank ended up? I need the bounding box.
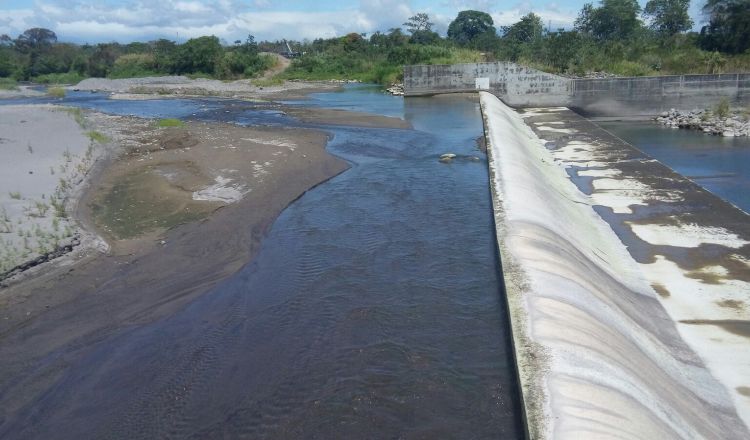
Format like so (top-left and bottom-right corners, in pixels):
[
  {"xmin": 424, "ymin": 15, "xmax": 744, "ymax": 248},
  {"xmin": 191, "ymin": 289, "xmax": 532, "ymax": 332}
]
[
  {"xmin": 0, "ymin": 105, "xmax": 110, "ymax": 280},
  {"xmin": 0, "ymin": 101, "xmax": 411, "ymax": 424},
  {"xmin": 73, "ymin": 76, "xmax": 340, "ymax": 101},
  {"xmin": 480, "ymin": 92, "xmax": 750, "ymax": 439}
]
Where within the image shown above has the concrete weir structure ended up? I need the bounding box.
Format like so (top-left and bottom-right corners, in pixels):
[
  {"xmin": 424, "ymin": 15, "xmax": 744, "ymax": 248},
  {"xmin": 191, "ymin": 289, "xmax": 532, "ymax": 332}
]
[
  {"xmin": 404, "ymin": 62, "xmax": 750, "ymax": 116},
  {"xmin": 479, "ymin": 92, "xmax": 750, "ymax": 439}
]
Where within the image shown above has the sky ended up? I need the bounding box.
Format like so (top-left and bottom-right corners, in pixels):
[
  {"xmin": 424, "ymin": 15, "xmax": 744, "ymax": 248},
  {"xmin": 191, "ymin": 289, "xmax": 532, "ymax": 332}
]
[{"xmin": 0, "ymin": 0, "xmax": 708, "ymax": 44}]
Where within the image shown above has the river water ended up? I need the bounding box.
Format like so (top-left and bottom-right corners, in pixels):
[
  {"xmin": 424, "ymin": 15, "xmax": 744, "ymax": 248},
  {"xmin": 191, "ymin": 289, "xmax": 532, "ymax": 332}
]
[
  {"xmin": 1, "ymin": 87, "xmax": 524, "ymax": 438},
  {"xmin": 599, "ymin": 121, "xmax": 750, "ymax": 213}
]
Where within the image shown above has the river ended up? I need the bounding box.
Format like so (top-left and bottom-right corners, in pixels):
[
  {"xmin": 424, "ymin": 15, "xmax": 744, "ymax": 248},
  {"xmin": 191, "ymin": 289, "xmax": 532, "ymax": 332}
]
[{"xmin": 0, "ymin": 86, "xmax": 524, "ymax": 438}]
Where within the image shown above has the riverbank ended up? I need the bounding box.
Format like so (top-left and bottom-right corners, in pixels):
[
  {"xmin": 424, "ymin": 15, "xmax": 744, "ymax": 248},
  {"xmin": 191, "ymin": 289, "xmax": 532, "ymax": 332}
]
[
  {"xmin": 656, "ymin": 108, "xmax": 750, "ymax": 137},
  {"xmin": 481, "ymin": 92, "xmax": 750, "ymax": 438},
  {"xmin": 71, "ymin": 76, "xmax": 342, "ymax": 101},
  {"xmin": 0, "ymin": 105, "xmax": 111, "ymax": 282}
]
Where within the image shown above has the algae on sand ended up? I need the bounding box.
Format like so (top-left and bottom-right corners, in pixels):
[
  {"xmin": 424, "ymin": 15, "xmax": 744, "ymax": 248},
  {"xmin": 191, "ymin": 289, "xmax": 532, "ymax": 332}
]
[{"xmin": 89, "ymin": 165, "xmax": 218, "ymax": 239}]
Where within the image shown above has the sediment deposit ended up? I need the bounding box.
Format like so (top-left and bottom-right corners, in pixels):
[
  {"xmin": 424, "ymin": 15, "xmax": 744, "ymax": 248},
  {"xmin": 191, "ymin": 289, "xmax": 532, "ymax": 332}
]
[{"xmin": 480, "ymin": 92, "xmax": 750, "ymax": 439}]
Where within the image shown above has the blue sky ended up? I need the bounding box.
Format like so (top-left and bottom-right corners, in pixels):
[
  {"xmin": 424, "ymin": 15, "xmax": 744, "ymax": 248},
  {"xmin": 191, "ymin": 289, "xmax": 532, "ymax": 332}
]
[{"xmin": 0, "ymin": 1, "xmax": 708, "ymax": 43}]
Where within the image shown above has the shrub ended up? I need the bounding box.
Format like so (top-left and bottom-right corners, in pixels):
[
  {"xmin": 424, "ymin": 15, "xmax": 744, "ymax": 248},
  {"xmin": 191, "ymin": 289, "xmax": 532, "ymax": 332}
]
[
  {"xmin": 109, "ymin": 53, "xmax": 158, "ymax": 78},
  {"xmin": 87, "ymin": 131, "xmax": 110, "ymax": 143},
  {"xmin": 47, "ymin": 86, "xmax": 66, "ymax": 98},
  {"xmin": 34, "ymin": 72, "xmax": 85, "ymax": 84},
  {"xmin": 0, "ymin": 77, "xmax": 18, "ymax": 90},
  {"xmin": 714, "ymin": 97, "xmax": 730, "ymax": 119}
]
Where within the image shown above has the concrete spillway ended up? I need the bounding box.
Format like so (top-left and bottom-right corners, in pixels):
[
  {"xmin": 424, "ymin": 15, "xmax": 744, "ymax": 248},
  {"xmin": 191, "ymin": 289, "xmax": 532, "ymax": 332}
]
[{"xmin": 480, "ymin": 92, "xmax": 750, "ymax": 439}]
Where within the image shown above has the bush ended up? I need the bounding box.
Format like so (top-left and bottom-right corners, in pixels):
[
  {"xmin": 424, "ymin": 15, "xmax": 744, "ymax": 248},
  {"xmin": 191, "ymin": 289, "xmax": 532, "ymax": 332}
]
[
  {"xmin": 109, "ymin": 53, "xmax": 157, "ymax": 78},
  {"xmin": 47, "ymin": 86, "xmax": 66, "ymax": 98},
  {"xmin": 714, "ymin": 97, "xmax": 730, "ymax": 118},
  {"xmin": 34, "ymin": 72, "xmax": 84, "ymax": 84},
  {"xmin": 0, "ymin": 77, "xmax": 17, "ymax": 90}
]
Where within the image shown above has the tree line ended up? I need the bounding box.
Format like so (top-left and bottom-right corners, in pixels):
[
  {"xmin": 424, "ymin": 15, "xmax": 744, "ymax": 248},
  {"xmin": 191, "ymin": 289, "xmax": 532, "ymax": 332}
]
[
  {"xmin": 0, "ymin": 0, "xmax": 747, "ymax": 86},
  {"xmin": 0, "ymin": 31, "xmax": 275, "ymax": 84},
  {"xmin": 441, "ymin": 0, "xmax": 749, "ymax": 76}
]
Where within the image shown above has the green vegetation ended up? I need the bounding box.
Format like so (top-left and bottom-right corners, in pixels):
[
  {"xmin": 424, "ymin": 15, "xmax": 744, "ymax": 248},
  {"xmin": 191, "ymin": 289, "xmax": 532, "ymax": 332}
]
[
  {"xmin": 0, "ymin": 29, "xmax": 276, "ymax": 83},
  {"xmin": 0, "ymin": 77, "xmax": 17, "ymax": 90},
  {"xmin": 715, "ymin": 97, "xmax": 731, "ymax": 118},
  {"xmin": 156, "ymin": 118, "xmax": 186, "ymax": 128},
  {"xmin": 86, "ymin": 130, "xmax": 110, "ymax": 143},
  {"xmin": 33, "ymin": 72, "xmax": 85, "ymax": 84},
  {"xmin": 469, "ymin": 0, "xmax": 750, "ymax": 77},
  {"xmin": 281, "ymin": 33, "xmax": 483, "ymax": 84},
  {"xmin": 47, "ymin": 86, "xmax": 65, "ymax": 98},
  {"xmin": 0, "ymin": 1, "xmax": 747, "ymax": 89},
  {"xmin": 62, "ymin": 107, "xmax": 86, "ymax": 127},
  {"xmin": 90, "ymin": 168, "xmax": 212, "ymax": 239},
  {"xmin": 9, "ymin": 191, "xmax": 21, "ymax": 200}
]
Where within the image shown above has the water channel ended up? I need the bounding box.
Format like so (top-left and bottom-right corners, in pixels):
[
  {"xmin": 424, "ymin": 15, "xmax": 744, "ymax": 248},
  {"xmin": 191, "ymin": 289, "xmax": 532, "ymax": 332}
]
[{"xmin": 1, "ymin": 86, "xmax": 525, "ymax": 438}]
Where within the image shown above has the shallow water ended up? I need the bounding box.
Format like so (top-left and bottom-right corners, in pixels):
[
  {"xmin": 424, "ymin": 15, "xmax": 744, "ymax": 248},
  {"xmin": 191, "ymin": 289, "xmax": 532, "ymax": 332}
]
[
  {"xmin": 1, "ymin": 87, "xmax": 523, "ymax": 438},
  {"xmin": 599, "ymin": 121, "xmax": 750, "ymax": 213}
]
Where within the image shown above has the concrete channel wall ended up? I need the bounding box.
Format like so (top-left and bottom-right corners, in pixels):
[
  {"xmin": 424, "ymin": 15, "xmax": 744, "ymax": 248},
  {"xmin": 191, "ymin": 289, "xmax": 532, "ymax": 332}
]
[
  {"xmin": 405, "ymin": 62, "xmax": 750, "ymax": 116},
  {"xmin": 479, "ymin": 92, "xmax": 750, "ymax": 439}
]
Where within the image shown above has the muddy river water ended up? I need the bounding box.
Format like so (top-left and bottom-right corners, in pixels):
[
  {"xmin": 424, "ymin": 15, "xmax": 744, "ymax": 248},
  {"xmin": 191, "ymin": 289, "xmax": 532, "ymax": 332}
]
[{"xmin": 0, "ymin": 86, "xmax": 524, "ymax": 438}]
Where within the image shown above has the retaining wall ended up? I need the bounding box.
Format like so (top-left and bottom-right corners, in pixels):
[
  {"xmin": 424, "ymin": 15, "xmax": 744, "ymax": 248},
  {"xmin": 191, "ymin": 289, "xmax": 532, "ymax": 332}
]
[{"xmin": 405, "ymin": 62, "xmax": 750, "ymax": 116}]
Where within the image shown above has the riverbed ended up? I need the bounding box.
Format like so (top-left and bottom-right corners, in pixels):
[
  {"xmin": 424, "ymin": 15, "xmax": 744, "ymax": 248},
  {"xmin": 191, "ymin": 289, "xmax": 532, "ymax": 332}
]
[{"xmin": 0, "ymin": 86, "xmax": 523, "ymax": 438}]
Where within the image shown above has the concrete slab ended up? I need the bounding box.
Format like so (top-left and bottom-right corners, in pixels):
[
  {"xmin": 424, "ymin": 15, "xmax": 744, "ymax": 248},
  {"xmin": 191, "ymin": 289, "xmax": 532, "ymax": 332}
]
[{"xmin": 480, "ymin": 92, "xmax": 750, "ymax": 439}]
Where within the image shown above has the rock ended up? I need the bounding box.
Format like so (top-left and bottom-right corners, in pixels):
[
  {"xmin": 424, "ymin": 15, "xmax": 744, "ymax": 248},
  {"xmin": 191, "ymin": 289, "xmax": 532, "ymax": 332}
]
[
  {"xmin": 722, "ymin": 131, "xmax": 736, "ymax": 137},
  {"xmin": 439, "ymin": 153, "xmax": 456, "ymax": 163}
]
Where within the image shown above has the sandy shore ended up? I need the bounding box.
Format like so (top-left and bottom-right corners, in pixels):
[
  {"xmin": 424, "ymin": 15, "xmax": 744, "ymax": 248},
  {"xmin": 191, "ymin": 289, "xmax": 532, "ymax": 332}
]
[
  {"xmin": 0, "ymin": 105, "xmax": 110, "ymax": 280},
  {"xmin": 0, "ymin": 86, "xmax": 44, "ymax": 99},
  {"xmin": 73, "ymin": 75, "xmax": 341, "ymax": 101}
]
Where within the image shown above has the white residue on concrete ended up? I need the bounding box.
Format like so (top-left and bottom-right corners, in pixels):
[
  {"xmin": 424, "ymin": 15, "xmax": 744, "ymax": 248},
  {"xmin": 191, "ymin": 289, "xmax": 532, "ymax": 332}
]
[
  {"xmin": 479, "ymin": 91, "xmax": 749, "ymax": 439},
  {"xmin": 536, "ymin": 126, "xmax": 577, "ymax": 134},
  {"xmin": 629, "ymin": 222, "xmax": 750, "ymax": 249}
]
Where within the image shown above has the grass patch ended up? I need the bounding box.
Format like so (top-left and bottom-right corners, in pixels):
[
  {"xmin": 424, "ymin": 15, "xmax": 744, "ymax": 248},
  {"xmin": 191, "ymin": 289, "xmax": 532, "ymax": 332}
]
[
  {"xmin": 251, "ymin": 77, "xmax": 285, "ymax": 87},
  {"xmin": 9, "ymin": 191, "xmax": 21, "ymax": 200},
  {"xmin": 62, "ymin": 107, "xmax": 86, "ymax": 127},
  {"xmin": 87, "ymin": 130, "xmax": 110, "ymax": 143},
  {"xmin": 34, "ymin": 72, "xmax": 85, "ymax": 85},
  {"xmin": 156, "ymin": 118, "xmax": 186, "ymax": 128},
  {"xmin": 47, "ymin": 86, "xmax": 66, "ymax": 98},
  {"xmin": 0, "ymin": 77, "xmax": 18, "ymax": 90}
]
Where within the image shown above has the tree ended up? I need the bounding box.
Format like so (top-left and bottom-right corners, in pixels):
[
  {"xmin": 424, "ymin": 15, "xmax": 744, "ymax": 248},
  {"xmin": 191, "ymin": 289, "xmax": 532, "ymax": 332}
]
[
  {"xmin": 173, "ymin": 36, "xmax": 223, "ymax": 74},
  {"xmin": 404, "ymin": 13, "xmax": 434, "ymax": 34},
  {"xmin": 14, "ymin": 28, "xmax": 57, "ymax": 53},
  {"xmin": 447, "ymin": 10, "xmax": 496, "ymax": 46},
  {"xmin": 502, "ymin": 13, "xmax": 544, "ymax": 43},
  {"xmin": 643, "ymin": 0, "xmax": 693, "ymax": 36},
  {"xmin": 575, "ymin": 0, "xmax": 643, "ymax": 41},
  {"xmin": 404, "ymin": 13, "xmax": 439, "ymax": 45},
  {"xmin": 700, "ymin": 0, "xmax": 750, "ymax": 54}
]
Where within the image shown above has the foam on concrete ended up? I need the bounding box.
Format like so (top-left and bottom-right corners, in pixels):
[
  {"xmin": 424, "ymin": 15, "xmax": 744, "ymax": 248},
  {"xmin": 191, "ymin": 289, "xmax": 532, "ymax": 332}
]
[{"xmin": 479, "ymin": 92, "xmax": 750, "ymax": 439}]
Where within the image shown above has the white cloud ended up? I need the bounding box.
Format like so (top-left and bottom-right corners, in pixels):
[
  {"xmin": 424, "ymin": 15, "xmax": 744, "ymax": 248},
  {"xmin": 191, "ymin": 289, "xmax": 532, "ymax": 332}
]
[{"xmin": 0, "ymin": 0, "xmax": 611, "ymax": 43}]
